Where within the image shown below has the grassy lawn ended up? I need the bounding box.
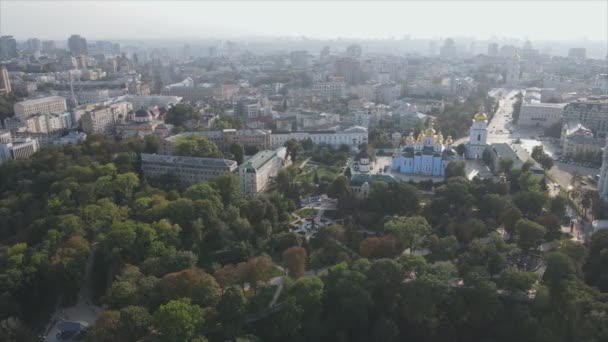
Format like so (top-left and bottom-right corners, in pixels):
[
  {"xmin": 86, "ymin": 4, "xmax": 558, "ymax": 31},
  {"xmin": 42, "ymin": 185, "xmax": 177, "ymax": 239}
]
[{"xmin": 294, "ymin": 208, "xmax": 318, "ymax": 217}]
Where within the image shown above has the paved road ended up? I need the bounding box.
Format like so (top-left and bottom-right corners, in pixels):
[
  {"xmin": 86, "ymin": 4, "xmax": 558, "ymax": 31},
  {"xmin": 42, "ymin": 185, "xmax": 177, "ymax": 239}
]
[{"xmin": 44, "ymin": 243, "xmax": 103, "ymax": 342}]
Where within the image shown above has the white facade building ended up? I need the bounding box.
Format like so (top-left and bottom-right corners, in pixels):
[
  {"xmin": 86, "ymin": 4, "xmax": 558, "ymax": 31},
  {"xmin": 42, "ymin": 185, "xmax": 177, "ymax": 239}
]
[
  {"xmin": 518, "ymin": 103, "xmax": 566, "ymax": 128},
  {"xmin": 141, "ymin": 153, "xmax": 238, "ymax": 186},
  {"xmin": 239, "ymin": 147, "xmax": 289, "ymax": 195},
  {"xmin": 271, "ymin": 126, "xmax": 368, "ymax": 150},
  {"xmin": 465, "ymin": 106, "xmax": 489, "ymax": 159},
  {"xmin": 0, "ymin": 137, "xmax": 40, "ymax": 163},
  {"xmin": 13, "ymin": 96, "xmax": 67, "ymax": 118}
]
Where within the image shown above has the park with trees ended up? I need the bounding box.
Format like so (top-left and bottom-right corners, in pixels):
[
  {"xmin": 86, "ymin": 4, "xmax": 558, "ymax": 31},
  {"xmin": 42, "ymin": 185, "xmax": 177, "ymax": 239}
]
[{"xmin": 0, "ymin": 133, "xmax": 607, "ymax": 342}]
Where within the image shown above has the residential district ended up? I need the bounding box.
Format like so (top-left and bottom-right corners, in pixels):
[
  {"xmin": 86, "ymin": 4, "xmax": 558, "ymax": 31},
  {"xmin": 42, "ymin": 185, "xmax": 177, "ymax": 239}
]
[{"xmin": 1, "ymin": 33, "xmax": 608, "ymax": 342}]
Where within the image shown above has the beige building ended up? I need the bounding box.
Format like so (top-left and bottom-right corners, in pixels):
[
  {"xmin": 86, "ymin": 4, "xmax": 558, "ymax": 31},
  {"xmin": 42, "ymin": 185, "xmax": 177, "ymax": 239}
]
[
  {"xmin": 160, "ymin": 129, "xmax": 272, "ymax": 155},
  {"xmin": 561, "ymin": 124, "xmax": 603, "ymax": 159},
  {"xmin": 239, "ymin": 147, "xmax": 289, "ymax": 195},
  {"xmin": 14, "ymin": 96, "xmax": 67, "ymax": 118},
  {"xmin": 562, "ymin": 96, "xmax": 608, "ymax": 138},
  {"xmin": 78, "ymin": 101, "xmax": 132, "ymax": 135},
  {"xmin": 141, "ymin": 153, "xmax": 237, "ymax": 186},
  {"xmin": 0, "ymin": 66, "xmax": 11, "ymax": 95}
]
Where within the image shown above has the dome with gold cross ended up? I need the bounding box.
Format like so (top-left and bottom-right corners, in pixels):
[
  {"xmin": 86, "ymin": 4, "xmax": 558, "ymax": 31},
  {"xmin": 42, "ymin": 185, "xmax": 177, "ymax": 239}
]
[
  {"xmin": 473, "ymin": 105, "xmax": 488, "ymax": 122},
  {"xmin": 416, "ymin": 131, "xmax": 426, "ymax": 144},
  {"xmin": 435, "ymin": 131, "xmax": 444, "ymax": 145},
  {"xmin": 444, "ymin": 135, "xmax": 453, "ymax": 145},
  {"xmin": 425, "ymin": 122, "xmax": 437, "ymax": 136},
  {"xmin": 405, "ymin": 132, "xmax": 415, "ymax": 144}
]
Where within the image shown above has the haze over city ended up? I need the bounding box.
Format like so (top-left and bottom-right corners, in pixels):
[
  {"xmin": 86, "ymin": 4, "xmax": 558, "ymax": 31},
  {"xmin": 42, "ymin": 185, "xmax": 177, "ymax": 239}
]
[
  {"xmin": 0, "ymin": 1, "xmax": 608, "ymax": 342},
  {"xmin": 2, "ymin": 1, "xmax": 607, "ymax": 40}
]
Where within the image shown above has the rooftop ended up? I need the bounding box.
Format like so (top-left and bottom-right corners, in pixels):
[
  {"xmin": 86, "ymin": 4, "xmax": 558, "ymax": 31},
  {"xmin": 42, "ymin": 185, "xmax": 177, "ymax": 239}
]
[
  {"xmin": 141, "ymin": 153, "xmax": 237, "ymax": 168},
  {"xmin": 240, "ymin": 147, "xmax": 286, "ymax": 170},
  {"xmin": 16, "ymin": 96, "xmax": 66, "ymax": 106}
]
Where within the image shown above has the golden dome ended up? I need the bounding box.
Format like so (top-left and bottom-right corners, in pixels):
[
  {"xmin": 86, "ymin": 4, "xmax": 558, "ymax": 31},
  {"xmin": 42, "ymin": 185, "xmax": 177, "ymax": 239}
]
[
  {"xmin": 445, "ymin": 135, "xmax": 453, "ymax": 145},
  {"xmin": 406, "ymin": 132, "xmax": 415, "ymax": 144},
  {"xmin": 436, "ymin": 131, "xmax": 444, "ymax": 145},
  {"xmin": 425, "ymin": 123, "xmax": 436, "ymax": 135},
  {"xmin": 416, "ymin": 131, "xmax": 426, "ymax": 143},
  {"xmin": 473, "ymin": 105, "xmax": 488, "ymax": 122}
]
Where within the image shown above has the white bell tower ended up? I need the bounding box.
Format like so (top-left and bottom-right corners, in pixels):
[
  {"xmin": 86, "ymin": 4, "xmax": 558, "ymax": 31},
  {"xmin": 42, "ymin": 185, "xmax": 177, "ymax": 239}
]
[{"xmin": 466, "ymin": 105, "xmax": 489, "ymax": 159}]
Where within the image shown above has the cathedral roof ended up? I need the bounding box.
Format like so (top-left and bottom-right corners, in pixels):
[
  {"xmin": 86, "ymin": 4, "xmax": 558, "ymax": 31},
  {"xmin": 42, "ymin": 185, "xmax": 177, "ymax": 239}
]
[{"xmin": 473, "ymin": 105, "xmax": 488, "ymax": 122}]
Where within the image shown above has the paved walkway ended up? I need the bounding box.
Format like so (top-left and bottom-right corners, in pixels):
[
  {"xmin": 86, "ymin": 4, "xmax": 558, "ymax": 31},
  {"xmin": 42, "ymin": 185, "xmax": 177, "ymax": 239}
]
[{"xmin": 44, "ymin": 243, "xmax": 104, "ymax": 342}]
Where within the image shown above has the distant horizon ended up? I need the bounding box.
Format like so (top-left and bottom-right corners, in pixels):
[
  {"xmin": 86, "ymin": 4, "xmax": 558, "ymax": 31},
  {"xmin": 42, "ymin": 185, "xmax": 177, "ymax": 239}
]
[{"xmin": 1, "ymin": 1, "xmax": 606, "ymax": 41}]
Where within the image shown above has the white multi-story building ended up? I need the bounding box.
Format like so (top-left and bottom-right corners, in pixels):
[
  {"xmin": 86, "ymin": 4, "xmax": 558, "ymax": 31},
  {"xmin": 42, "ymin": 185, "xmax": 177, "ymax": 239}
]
[
  {"xmin": 75, "ymin": 89, "xmax": 110, "ymax": 104},
  {"xmin": 313, "ymin": 77, "xmax": 346, "ymax": 98},
  {"xmin": 141, "ymin": 153, "xmax": 237, "ymax": 186},
  {"xmin": 0, "ymin": 129, "xmax": 11, "ymax": 144},
  {"xmin": 0, "ymin": 137, "xmax": 40, "ymax": 163},
  {"xmin": 160, "ymin": 129, "xmax": 272, "ymax": 155},
  {"xmin": 561, "ymin": 96, "xmax": 608, "ymax": 138},
  {"xmin": 518, "ymin": 103, "xmax": 567, "ymax": 128},
  {"xmin": 351, "ymin": 110, "xmax": 370, "ymax": 128},
  {"xmin": 595, "ymin": 74, "xmax": 608, "ymax": 94},
  {"xmin": 271, "ymin": 126, "xmax": 368, "ymax": 150},
  {"xmin": 13, "ymin": 96, "xmax": 67, "ymax": 118},
  {"xmin": 239, "ymin": 147, "xmax": 289, "ymax": 195}
]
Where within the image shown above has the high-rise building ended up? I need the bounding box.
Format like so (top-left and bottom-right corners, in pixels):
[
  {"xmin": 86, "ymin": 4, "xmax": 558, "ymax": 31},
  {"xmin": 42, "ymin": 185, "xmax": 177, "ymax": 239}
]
[
  {"xmin": 568, "ymin": 48, "xmax": 587, "ymax": 60},
  {"xmin": 440, "ymin": 38, "xmax": 457, "ymax": 58},
  {"xmin": 68, "ymin": 34, "xmax": 88, "ymax": 56},
  {"xmin": 42, "ymin": 40, "xmax": 56, "ymax": 53},
  {"xmin": 290, "ymin": 51, "xmax": 309, "ymax": 69},
  {"xmin": 487, "ymin": 43, "xmax": 499, "ymax": 56},
  {"xmin": 335, "ymin": 57, "xmax": 363, "ymax": 85},
  {"xmin": 25, "ymin": 38, "xmax": 41, "ymax": 54},
  {"xmin": 346, "ymin": 44, "xmax": 362, "ymax": 59},
  {"xmin": 0, "ymin": 66, "xmax": 11, "ymax": 95},
  {"xmin": 0, "ymin": 36, "xmax": 18, "ymax": 59},
  {"xmin": 320, "ymin": 46, "xmax": 330, "ymax": 62}
]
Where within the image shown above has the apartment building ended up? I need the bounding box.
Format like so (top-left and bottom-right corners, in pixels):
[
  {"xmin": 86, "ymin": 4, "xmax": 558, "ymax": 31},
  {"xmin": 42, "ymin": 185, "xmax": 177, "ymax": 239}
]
[
  {"xmin": 78, "ymin": 101, "xmax": 132, "ymax": 135},
  {"xmin": 13, "ymin": 96, "xmax": 68, "ymax": 118},
  {"xmin": 562, "ymin": 96, "xmax": 608, "ymax": 138},
  {"xmin": 141, "ymin": 153, "xmax": 237, "ymax": 186}
]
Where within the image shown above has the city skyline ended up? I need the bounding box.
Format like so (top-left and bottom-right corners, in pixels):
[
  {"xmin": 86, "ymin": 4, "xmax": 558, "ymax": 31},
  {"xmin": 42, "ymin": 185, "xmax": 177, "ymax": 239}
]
[{"xmin": 1, "ymin": 0, "xmax": 607, "ymax": 41}]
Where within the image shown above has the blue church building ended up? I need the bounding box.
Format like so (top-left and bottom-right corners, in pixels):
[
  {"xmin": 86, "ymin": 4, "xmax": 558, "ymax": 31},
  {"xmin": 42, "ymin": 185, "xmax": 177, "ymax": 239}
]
[{"xmin": 391, "ymin": 106, "xmax": 488, "ymax": 177}]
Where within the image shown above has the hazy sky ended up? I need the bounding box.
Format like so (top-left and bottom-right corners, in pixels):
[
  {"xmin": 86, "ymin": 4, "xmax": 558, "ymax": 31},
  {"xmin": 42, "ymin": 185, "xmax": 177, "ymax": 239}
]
[{"xmin": 1, "ymin": 1, "xmax": 607, "ymax": 41}]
